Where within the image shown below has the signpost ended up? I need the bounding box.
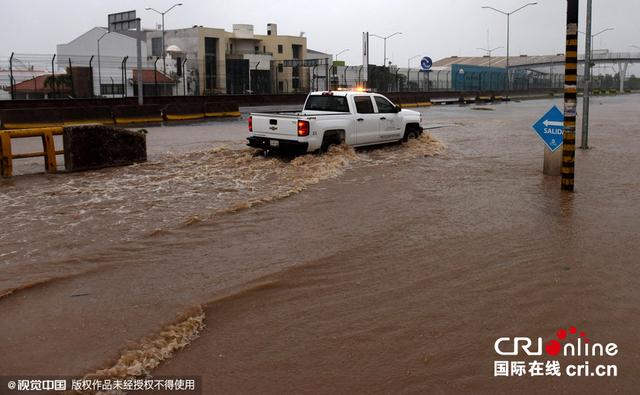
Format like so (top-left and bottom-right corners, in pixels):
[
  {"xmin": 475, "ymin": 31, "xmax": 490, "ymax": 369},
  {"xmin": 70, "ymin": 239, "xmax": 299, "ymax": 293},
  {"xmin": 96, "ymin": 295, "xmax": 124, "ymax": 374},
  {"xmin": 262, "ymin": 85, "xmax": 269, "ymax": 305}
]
[
  {"xmin": 532, "ymin": 106, "xmax": 564, "ymax": 152},
  {"xmin": 533, "ymin": 106, "xmax": 564, "ymax": 175},
  {"xmin": 420, "ymin": 57, "xmax": 433, "ymax": 70}
]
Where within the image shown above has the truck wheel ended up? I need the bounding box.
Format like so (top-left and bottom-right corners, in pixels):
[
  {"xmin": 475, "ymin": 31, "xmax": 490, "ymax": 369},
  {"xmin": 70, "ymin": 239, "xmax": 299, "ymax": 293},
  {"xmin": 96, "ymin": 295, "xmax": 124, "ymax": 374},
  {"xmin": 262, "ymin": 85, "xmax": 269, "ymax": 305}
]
[
  {"xmin": 321, "ymin": 137, "xmax": 340, "ymax": 153},
  {"xmin": 403, "ymin": 127, "xmax": 419, "ymax": 143}
]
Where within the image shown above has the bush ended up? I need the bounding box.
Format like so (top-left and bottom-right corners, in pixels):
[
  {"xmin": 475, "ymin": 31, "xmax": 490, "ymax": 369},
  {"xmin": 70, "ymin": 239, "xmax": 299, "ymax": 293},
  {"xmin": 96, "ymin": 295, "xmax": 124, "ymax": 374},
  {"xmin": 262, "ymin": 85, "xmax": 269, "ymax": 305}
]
[{"xmin": 609, "ymin": 89, "xmax": 617, "ymax": 94}]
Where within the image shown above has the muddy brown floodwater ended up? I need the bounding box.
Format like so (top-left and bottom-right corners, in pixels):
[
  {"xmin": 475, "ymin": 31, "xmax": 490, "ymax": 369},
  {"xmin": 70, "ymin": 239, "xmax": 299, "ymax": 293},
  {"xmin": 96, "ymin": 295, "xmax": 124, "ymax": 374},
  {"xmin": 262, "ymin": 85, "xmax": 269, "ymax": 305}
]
[{"xmin": 1, "ymin": 96, "xmax": 639, "ymax": 395}]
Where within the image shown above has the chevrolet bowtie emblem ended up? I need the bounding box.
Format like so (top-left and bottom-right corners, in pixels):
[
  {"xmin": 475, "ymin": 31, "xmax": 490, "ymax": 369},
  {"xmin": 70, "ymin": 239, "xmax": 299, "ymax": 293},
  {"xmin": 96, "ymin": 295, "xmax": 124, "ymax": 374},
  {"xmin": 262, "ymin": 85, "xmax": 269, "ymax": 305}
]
[{"xmin": 269, "ymin": 126, "xmax": 278, "ymax": 130}]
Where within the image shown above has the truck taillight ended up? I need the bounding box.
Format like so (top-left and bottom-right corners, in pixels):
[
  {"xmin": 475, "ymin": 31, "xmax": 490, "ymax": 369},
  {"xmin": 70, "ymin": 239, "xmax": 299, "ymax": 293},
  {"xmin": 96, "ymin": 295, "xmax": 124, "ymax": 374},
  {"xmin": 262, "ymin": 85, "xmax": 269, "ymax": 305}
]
[
  {"xmin": 298, "ymin": 120, "xmax": 310, "ymax": 136},
  {"xmin": 248, "ymin": 116, "xmax": 253, "ymax": 132}
]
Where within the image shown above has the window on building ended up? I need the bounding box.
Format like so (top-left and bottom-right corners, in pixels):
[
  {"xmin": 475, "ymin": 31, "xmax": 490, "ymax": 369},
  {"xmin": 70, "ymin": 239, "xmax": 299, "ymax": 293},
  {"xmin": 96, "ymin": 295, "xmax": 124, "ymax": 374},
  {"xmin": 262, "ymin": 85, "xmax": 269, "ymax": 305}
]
[
  {"xmin": 205, "ymin": 37, "xmax": 218, "ymax": 92},
  {"xmin": 151, "ymin": 37, "xmax": 163, "ymax": 56},
  {"xmin": 100, "ymin": 84, "xmax": 124, "ymax": 95},
  {"xmin": 292, "ymin": 45, "xmax": 302, "ymax": 59},
  {"xmin": 278, "ymin": 45, "xmax": 283, "ymax": 54},
  {"xmin": 278, "ymin": 64, "xmax": 283, "ymax": 73}
]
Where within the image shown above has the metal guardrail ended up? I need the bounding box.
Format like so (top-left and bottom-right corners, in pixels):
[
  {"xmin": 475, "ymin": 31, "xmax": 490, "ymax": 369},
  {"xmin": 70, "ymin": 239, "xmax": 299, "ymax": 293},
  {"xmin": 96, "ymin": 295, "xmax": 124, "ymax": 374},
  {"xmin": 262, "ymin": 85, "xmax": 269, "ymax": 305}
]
[{"xmin": 0, "ymin": 127, "xmax": 63, "ymax": 177}]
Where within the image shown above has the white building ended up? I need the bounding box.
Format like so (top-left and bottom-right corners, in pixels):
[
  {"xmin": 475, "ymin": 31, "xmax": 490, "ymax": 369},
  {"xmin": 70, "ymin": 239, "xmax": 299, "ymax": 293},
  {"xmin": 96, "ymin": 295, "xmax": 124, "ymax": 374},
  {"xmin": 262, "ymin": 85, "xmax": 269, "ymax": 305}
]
[{"xmin": 57, "ymin": 27, "xmax": 150, "ymax": 98}]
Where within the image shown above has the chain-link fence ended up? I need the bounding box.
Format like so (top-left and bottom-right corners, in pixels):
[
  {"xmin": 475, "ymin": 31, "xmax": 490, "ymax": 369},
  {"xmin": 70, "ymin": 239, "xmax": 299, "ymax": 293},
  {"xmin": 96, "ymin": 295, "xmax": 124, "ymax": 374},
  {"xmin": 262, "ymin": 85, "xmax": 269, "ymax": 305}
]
[{"xmin": 3, "ymin": 53, "xmax": 636, "ymax": 100}]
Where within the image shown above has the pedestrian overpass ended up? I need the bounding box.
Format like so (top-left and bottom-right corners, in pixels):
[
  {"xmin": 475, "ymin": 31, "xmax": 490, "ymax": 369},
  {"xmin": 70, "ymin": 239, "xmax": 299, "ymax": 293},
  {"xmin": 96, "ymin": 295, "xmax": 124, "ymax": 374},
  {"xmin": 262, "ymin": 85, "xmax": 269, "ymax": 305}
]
[{"xmin": 509, "ymin": 52, "xmax": 640, "ymax": 91}]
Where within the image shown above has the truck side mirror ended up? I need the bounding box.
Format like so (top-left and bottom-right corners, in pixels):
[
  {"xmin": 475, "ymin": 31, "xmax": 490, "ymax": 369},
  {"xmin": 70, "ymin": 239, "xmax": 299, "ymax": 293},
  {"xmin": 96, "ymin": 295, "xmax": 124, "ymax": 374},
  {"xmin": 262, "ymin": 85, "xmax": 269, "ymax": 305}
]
[{"xmin": 394, "ymin": 105, "xmax": 402, "ymax": 113}]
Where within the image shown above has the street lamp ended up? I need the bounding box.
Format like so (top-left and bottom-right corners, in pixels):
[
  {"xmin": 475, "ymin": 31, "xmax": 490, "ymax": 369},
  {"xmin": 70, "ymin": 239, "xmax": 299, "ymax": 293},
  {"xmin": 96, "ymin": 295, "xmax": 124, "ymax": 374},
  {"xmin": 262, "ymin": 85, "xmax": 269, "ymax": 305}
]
[
  {"xmin": 482, "ymin": 2, "xmax": 537, "ymax": 99},
  {"xmin": 335, "ymin": 49, "xmax": 349, "ymax": 62},
  {"xmin": 97, "ymin": 31, "xmax": 108, "ymax": 96},
  {"xmin": 408, "ymin": 55, "xmax": 421, "ymax": 69},
  {"xmin": 630, "ymin": 45, "xmax": 640, "ymax": 50},
  {"xmin": 477, "ymin": 46, "xmax": 502, "ymax": 89},
  {"xmin": 146, "ymin": 3, "xmax": 183, "ymax": 96},
  {"xmin": 579, "ymin": 27, "xmax": 614, "ymax": 94},
  {"xmin": 580, "ymin": 27, "xmax": 614, "ymax": 54},
  {"xmin": 370, "ymin": 32, "xmax": 402, "ymax": 68},
  {"xmin": 407, "ymin": 55, "xmax": 421, "ymax": 92}
]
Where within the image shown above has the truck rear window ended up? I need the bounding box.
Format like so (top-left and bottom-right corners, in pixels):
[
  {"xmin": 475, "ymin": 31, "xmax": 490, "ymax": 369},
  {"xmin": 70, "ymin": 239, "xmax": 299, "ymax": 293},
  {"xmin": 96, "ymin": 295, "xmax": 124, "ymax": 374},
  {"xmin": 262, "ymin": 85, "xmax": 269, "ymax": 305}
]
[{"xmin": 304, "ymin": 96, "xmax": 349, "ymax": 112}]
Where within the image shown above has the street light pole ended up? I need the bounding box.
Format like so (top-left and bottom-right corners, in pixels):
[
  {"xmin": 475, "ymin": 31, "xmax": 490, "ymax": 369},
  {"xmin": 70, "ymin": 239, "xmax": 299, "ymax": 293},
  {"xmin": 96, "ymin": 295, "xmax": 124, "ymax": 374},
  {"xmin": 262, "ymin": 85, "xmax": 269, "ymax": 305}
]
[
  {"xmin": 408, "ymin": 55, "xmax": 421, "ymax": 70},
  {"xmin": 97, "ymin": 31, "xmax": 108, "ymax": 96},
  {"xmin": 482, "ymin": 2, "xmax": 537, "ymax": 99},
  {"xmin": 335, "ymin": 49, "xmax": 349, "ymax": 62},
  {"xmin": 370, "ymin": 32, "xmax": 402, "ymax": 92},
  {"xmin": 579, "ymin": 25, "xmax": 613, "ymax": 149},
  {"xmin": 477, "ymin": 46, "xmax": 502, "ymax": 89},
  {"xmin": 370, "ymin": 32, "xmax": 402, "ymax": 67},
  {"xmin": 408, "ymin": 55, "xmax": 421, "ymax": 91},
  {"xmin": 146, "ymin": 3, "xmax": 182, "ymax": 96}
]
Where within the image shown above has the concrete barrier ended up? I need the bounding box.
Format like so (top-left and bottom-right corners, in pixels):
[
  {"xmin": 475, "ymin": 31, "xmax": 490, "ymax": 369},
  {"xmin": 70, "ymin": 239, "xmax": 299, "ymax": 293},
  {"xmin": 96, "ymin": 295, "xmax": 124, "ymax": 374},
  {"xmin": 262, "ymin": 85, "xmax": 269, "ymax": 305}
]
[
  {"xmin": 63, "ymin": 125, "xmax": 147, "ymax": 172},
  {"xmin": 476, "ymin": 91, "xmax": 493, "ymax": 103},
  {"xmin": 203, "ymin": 102, "xmax": 241, "ymax": 117},
  {"xmin": 62, "ymin": 107, "xmax": 114, "ymax": 126},
  {"xmin": 0, "ymin": 108, "xmax": 63, "ymax": 129},
  {"xmin": 113, "ymin": 105, "xmax": 163, "ymax": 124},
  {"xmin": 163, "ymin": 103, "xmax": 205, "ymax": 121},
  {"xmin": 396, "ymin": 96, "xmax": 417, "ymax": 107},
  {"xmin": 415, "ymin": 93, "xmax": 432, "ymax": 107},
  {"xmin": 459, "ymin": 95, "xmax": 476, "ymax": 104}
]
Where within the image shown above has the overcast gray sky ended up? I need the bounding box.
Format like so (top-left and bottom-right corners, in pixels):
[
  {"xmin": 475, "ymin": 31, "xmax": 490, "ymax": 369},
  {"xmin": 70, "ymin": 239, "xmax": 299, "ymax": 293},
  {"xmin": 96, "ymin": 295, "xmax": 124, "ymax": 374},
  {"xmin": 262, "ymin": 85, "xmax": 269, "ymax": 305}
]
[{"xmin": 1, "ymin": 0, "xmax": 639, "ymax": 68}]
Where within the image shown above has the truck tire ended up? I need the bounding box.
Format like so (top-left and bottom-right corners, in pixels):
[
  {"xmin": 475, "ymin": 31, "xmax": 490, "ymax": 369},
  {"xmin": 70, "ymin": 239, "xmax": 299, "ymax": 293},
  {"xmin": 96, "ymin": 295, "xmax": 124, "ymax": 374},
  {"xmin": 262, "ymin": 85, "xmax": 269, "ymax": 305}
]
[
  {"xmin": 321, "ymin": 137, "xmax": 341, "ymax": 153},
  {"xmin": 403, "ymin": 127, "xmax": 419, "ymax": 142}
]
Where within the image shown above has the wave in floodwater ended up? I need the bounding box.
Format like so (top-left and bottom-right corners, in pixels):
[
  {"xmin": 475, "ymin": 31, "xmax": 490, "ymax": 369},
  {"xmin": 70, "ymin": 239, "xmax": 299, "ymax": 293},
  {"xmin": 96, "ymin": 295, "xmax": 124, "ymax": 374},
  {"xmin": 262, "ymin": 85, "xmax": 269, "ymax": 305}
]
[
  {"xmin": 0, "ymin": 133, "xmax": 444, "ymax": 294},
  {"xmin": 67, "ymin": 307, "xmax": 206, "ymax": 395}
]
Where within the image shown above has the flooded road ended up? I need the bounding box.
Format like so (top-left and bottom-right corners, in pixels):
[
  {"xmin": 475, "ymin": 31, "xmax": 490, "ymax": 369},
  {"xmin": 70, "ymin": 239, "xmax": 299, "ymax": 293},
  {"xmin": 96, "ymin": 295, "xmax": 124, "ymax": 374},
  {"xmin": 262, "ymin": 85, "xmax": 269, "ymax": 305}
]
[{"xmin": 1, "ymin": 96, "xmax": 639, "ymax": 394}]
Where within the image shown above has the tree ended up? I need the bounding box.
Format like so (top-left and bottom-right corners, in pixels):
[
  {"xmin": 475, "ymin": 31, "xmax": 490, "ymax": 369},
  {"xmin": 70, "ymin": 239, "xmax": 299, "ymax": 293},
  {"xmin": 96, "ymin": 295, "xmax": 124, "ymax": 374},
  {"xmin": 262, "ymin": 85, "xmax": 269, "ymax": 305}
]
[
  {"xmin": 44, "ymin": 74, "xmax": 73, "ymax": 97},
  {"xmin": 627, "ymin": 75, "xmax": 640, "ymax": 90}
]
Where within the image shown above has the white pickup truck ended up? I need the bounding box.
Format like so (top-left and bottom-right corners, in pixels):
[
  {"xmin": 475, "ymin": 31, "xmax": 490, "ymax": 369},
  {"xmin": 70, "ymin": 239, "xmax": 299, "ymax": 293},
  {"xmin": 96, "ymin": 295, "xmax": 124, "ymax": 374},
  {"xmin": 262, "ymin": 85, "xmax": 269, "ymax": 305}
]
[{"xmin": 247, "ymin": 91, "xmax": 423, "ymax": 154}]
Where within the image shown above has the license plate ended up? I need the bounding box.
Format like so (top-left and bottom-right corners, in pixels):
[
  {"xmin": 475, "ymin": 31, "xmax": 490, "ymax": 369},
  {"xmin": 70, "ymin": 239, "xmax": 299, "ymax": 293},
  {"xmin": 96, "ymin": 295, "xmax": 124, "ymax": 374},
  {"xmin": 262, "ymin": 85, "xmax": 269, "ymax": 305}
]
[{"xmin": 270, "ymin": 140, "xmax": 279, "ymax": 147}]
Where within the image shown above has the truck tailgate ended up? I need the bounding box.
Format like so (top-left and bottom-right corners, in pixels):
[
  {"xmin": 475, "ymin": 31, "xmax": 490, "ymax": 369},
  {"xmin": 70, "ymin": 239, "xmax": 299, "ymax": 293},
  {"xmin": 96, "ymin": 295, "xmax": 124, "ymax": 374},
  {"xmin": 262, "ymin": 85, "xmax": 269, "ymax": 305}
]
[{"xmin": 251, "ymin": 114, "xmax": 300, "ymax": 138}]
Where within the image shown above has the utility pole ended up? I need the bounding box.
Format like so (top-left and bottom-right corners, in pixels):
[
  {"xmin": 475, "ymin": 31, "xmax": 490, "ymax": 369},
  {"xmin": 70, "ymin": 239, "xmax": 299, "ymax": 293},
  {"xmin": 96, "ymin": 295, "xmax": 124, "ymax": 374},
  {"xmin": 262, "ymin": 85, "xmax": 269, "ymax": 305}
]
[
  {"xmin": 562, "ymin": 0, "xmax": 579, "ymax": 192},
  {"xmin": 581, "ymin": 0, "xmax": 592, "ymax": 149}
]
